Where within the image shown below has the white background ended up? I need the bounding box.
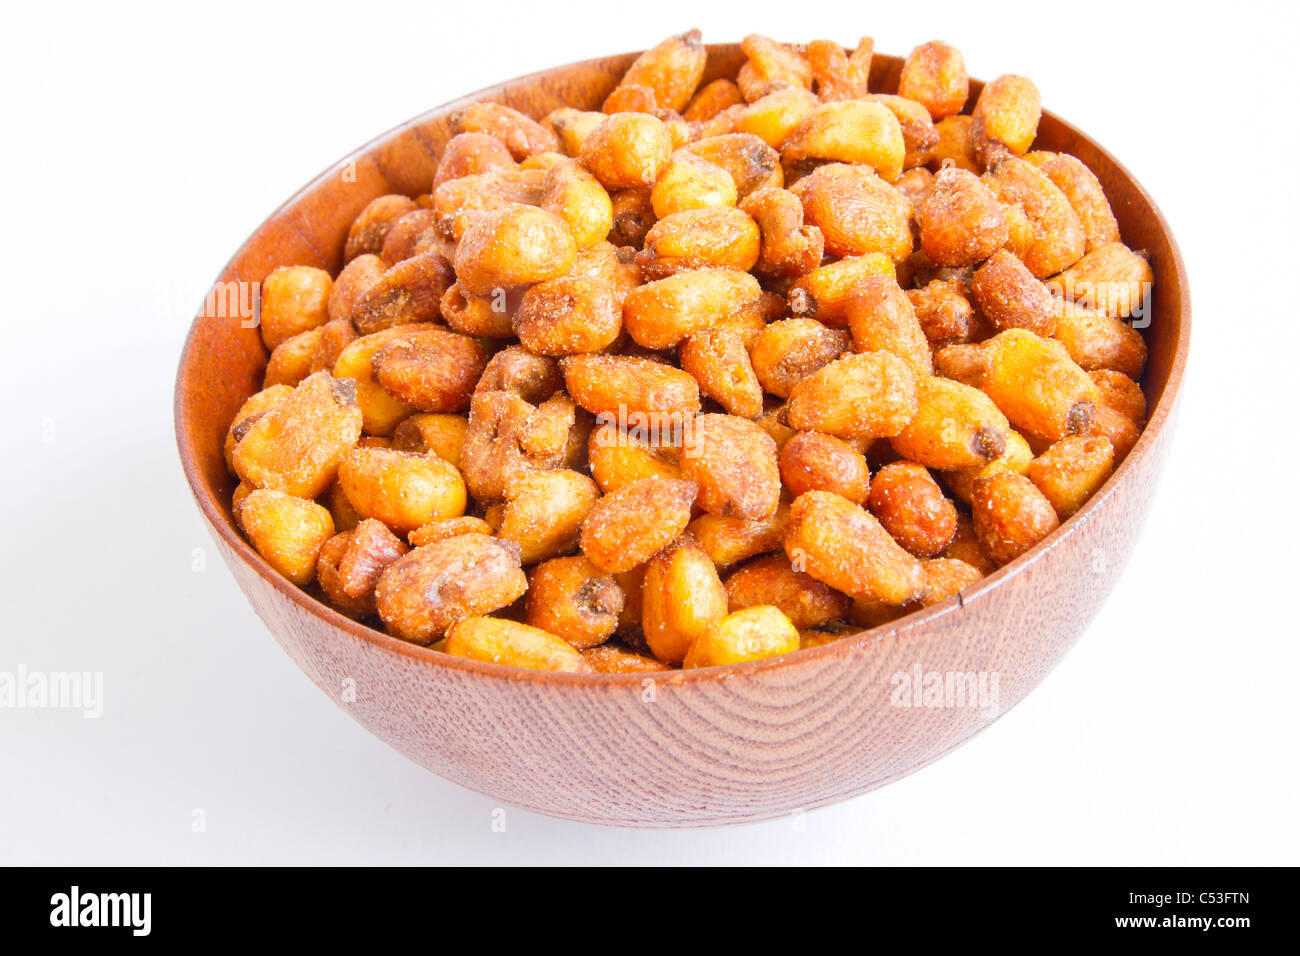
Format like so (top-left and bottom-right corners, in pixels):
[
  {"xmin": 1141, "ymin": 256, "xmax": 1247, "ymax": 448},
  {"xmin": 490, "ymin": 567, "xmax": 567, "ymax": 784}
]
[{"xmin": 2, "ymin": 0, "xmax": 1297, "ymax": 865}]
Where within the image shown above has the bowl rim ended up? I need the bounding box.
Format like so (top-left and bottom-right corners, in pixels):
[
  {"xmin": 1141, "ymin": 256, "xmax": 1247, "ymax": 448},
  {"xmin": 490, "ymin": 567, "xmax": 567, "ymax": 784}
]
[{"xmin": 174, "ymin": 45, "xmax": 1191, "ymax": 687}]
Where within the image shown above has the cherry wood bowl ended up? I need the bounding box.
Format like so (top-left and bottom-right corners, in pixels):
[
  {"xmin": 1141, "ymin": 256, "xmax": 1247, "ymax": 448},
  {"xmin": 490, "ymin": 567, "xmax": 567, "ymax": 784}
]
[{"xmin": 174, "ymin": 44, "xmax": 1189, "ymax": 828}]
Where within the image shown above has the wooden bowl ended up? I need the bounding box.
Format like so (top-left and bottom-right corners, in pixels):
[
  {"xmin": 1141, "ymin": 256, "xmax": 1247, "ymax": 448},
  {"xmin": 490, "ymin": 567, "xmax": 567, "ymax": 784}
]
[{"xmin": 174, "ymin": 44, "xmax": 1189, "ymax": 827}]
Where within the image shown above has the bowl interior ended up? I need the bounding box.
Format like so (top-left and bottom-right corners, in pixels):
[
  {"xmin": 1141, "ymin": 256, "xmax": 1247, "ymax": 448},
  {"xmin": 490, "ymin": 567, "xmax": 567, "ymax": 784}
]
[{"xmin": 174, "ymin": 44, "xmax": 1189, "ymax": 677}]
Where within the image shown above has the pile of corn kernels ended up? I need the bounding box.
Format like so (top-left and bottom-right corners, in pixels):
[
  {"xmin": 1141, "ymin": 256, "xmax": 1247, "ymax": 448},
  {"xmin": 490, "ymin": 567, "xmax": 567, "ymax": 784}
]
[{"xmin": 224, "ymin": 31, "xmax": 1153, "ymax": 672}]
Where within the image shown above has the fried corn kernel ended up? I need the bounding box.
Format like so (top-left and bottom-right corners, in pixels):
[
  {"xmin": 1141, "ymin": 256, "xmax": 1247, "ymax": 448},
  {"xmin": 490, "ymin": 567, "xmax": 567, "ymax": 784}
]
[
  {"xmin": 867, "ymin": 461, "xmax": 957, "ymax": 557},
  {"xmin": 1027, "ymin": 435, "xmax": 1115, "ymax": 518},
  {"xmin": 782, "ymin": 101, "xmax": 905, "ymax": 182},
  {"xmin": 579, "ymin": 112, "xmax": 673, "ymax": 189},
  {"xmin": 919, "ymin": 557, "xmax": 983, "ymax": 606},
  {"xmin": 1090, "ymin": 369, "xmax": 1146, "ymax": 424},
  {"xmin": 808, "ymin": 37, "xmax": 872, "ymax": 102},
  {"xmin": 738, "ymin": 34, "xmax": 813, "ymax": 102},
  {"xmin": 1025, "ymin": 151, "xmax": 1119, "ymax": 252},
  {"xmin": 916, "ymin": 166, "xmax": 1008, "ymax": 267},
  {"xmin": 563, "ymin": 353, "xmax": 700, "ymax": 419},
  {"xmin": 312, "ymin": 319, "xmax": 359, "ymax": 373},
  {"xmin": 588, "ymin": 425, "xmax": 681, "ymax": 492},
  {"xmin": 579, "ymin": 477, "xmax": 698, "ymax": 573},
  {"xmin": 942, "ymin": 428, "xmax": 1033, "ymax": 505},
  {"xmin": 724, "ymin": 554, "xmax": 850, "ymax": 628},
  {"xmin": 495, "ymin": 468, "xmax": 600, "ymax": 564},
  {"xmin": 451, "ymin": 102, "xmax": 559, "ymax": 160},
  {"xmin": 1050, "ymin": 241, "xmax": 1154, "ymax": 320},
  {"xmin": 930, "ymin": 115, "xmax": 980, "ymax": 173},
  {"xmin": 717, "ymin": 289, "xmax": 784, "ymax": 346},
  {"xmin": 257, "ymin": 265, "xmax": 333, "ymax": 351},
  {"xmin": 603, "ymin": 85, "xmax": 657, "ymax": 113},
  {"xmin": 569, "ymin": 241, "xmax": 640, "ymax": 301},
  {"xmin": 865, "ymin": 94, "xmax": 940, "ymax": 169},
  {"xmin": 969, "ymin": 74, "xmax": 1042, "ymax": 167},
  {"xmin": 317, "ymin": 518, "xmax": 409, "ymax": 615},
  {"xmin": 375, "ymin": 534, "xmax": 527, "ymax": 643},
  {"xmin": 682, "ymin": 605, "xmax": 800, "ymax": 669},
  {"xmin": 444, "ymin": 616, "xmax": 587, "ymax": 671},
  {"xmin": 315, "ymin": 532, "xmax": 372, "ymax": 616},
  {"xmin": 640, "ymin": 534, "xmax": 728, "ymax": 664},
  {"xmin": 622, "ymin": 267, "xmax": 761, "ymax": 349},
  {"xmin": 888, "ymin": 374, "xmax": 1010, "ymax": 469},
  {"xmin": 512, "ymin": 275, "xmax": 621, "ymax": 355},
  {"xmin": 433, "ymin": 169, "xmax": 546, "ymax": 237},
  {"xmin": 460, "ymin": 389, "xmax": 576, "ymax": 500},
  {"xmin": 982, "ymin": 329, "xmax": 1101, "ymax": 442},
  {"xmin": 735, "ymin": 87, "xmax": 820, "ymax": 147},
  {"xmin": 779, "ymin": 431, "xmax": 871, "ymax": 504},
  {"xmin": 678, "ymin": 414, "xmax": 781, "ymax": 520},
  {"xmin": 582, "ymin": 643, "xmax": 672, "ymax": 673},
  {"xmin": 679, "ymin": 328, "xmax": 764, "ymax": 419},
  {"xmin": 476, "ymin": 344, "xmax": 563, "ymax": 401},
  {"xmin": 636, "ymin": 207, "xmax": 761, "ymax": 277},
  {"xmin": 431, "ymin": 132, "xmax": 516, "ymax": 192},
  {"xmin": 390, "ymin": 413, "xmax": 468, "ymax": 466},
  {"xmin": 540, "ymin": 160, "xmax": 613, "ymax": 248},
  {"xmin": 344, "ymin": 195, "xmax": 419, "ymax": 262},
  {"xmin": 264, "ymin": 327, "xmax": 324, "ymax": 388},
  {"xmin": 609, "ymin": 29, "xmax": 707, "ymax": 112},
  {"xmin": 546, "ymin": 107, "xmax": 605, "ymax": 155},
  {"xmin": 794, "ymin": 163, "xmax": 912, "ymax": 261},
  {"xmin": 1088, "ymin": 404, "xmax": 1140, "ymax": 461},
  {"xmin": 898, "ymin": 41, "xmax": 968, "ymax": 121},
  {"xmin": 348, "ymin": 251, "xmax": 454, "ymax": 334},
  {"xmin": 608, "ymin": 187, "xmax": 657, "ymax": 245},
  {"xmin": 524, "ymin": 555, "xmax": 624, "ymax": 649},
  {"xmin": 407, "ymin": 515, "xmax": 493, "ymax": 548},
  {"xmin": 233, "ymin": 372, "xmax": 362, "ymax": 499},
  {"xmin": 328, "ymin": 254, "xmax": 385, "ymax": 321},
  {"xmin": 784, "ymin": 490, "xmax": 925, "ymax": 603},
  {"xmin": 1053, "ymin": 300, "xmax": 1147, "ymax": 378},
  {"xmin": 749, "ymin": 318, "xmax": 851, "ymax": 398},
  {"xmin": 326, "ymin": 479, "xmax": 362, "ymax": 533},
  {"xmin": 907, "ymin": 278, "xmax": 977, "ymax": 345},
  {"xmin": 738, "ymin": 185, "xmax": 824, "ymax": 279},
  {"xmin": 985, "ymin": 157, "xmax": 1085, "ymax": 278},
  {"xmin": 337, "ymin": 446, "xmax": 467, "ymax": 534},
  {"xmin": 685, "ymin": 499, "xmax": 785, "ymax": 566},
  {"xmin": 332, "ymin": 324, "xmax": 430, "ymax": 433},
  {"xmin": 786, "ymin": 351, "xmax": 918, "ymax": 439},
  {"xmin": 680, "ymin": 133, "xmax": 784, "ymax": 199},
  {"xmin": 787, "ymin": 253, "xmax": 895, "ymax": 324},
  {"xmin": 971, "ymin": 469, "xmax": 1059, "ymax": 565},
  {"xmin": 237, "ymin": 489, "xmax": 335, "ymax": 586},
  {"xmin": 971, "ymin": 249, "xmax": 1057, "ymax": 336},
  {"xmin": 942, "ymin": 512, "xmax": 996, "ymax": 575},
  {"xmin": 369, "ymin": 327, "xmax": 486, "ymax": 413},
  {"xmin": 439, "ymin": 283, "xmax": 519, "ymax": 338},
  {"xmin": 933, "ymin": 343, "xmax": 988, "ymax": 388},
  {"xmin": 224, "ymin": 385, "xmax": 293, "ymax": 474},
  {"xmin": 845, "ymin": 275, "xmax": 932, "ymax": 377},
  {"xmin": 684, "ymin": 78, "xmax": 744, "ymax": 122},
  {"xmin": 453, "ymin": 204, "xmax": 577, "ymax": 295},
  {"xmin": 651, "ymin": 152, "xmax": 738, "ymax": 218},
  {"xmin": 381, "ymin": 209, "xmax": 454, "ymax": 265},
  {"xmin": 894, "ymin": 166, "xmax": 934, "ymax": 211}
]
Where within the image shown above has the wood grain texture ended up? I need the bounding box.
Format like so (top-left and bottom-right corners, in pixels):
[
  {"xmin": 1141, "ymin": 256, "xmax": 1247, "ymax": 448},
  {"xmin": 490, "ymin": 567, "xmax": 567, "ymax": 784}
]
[{"xmin": 174, "ymin": 44, "xmax": 1190, "ymax": 828}]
